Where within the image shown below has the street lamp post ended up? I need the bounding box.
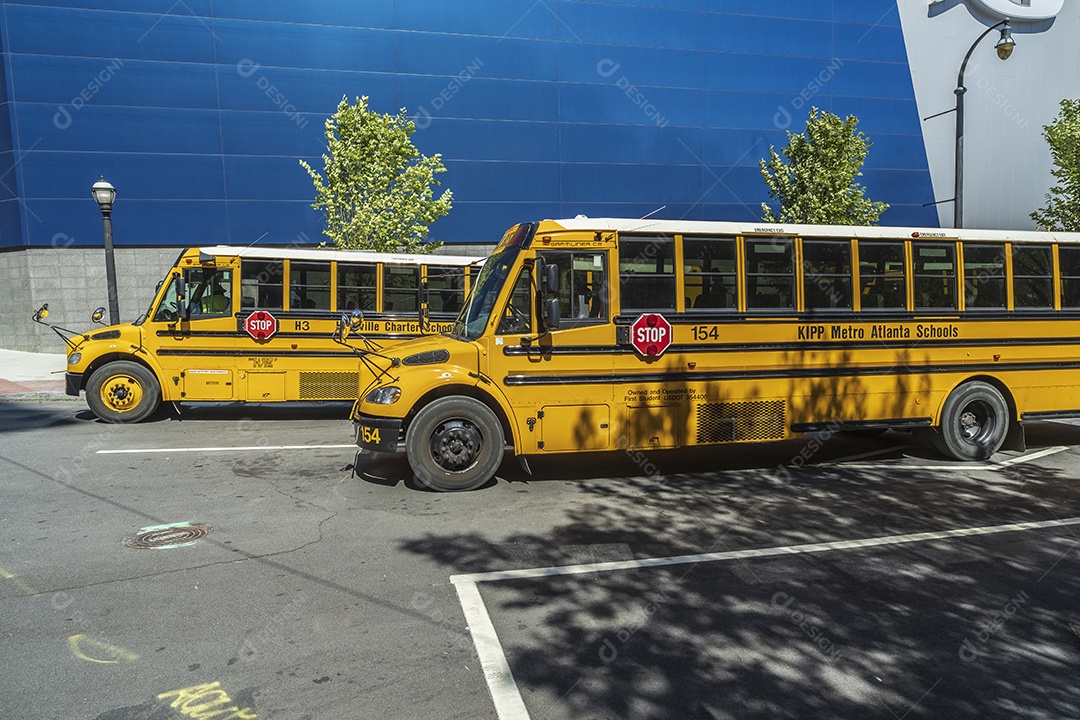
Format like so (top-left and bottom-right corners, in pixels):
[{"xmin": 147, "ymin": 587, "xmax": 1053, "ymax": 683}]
[
  {"xmin": 92, "ymin": 177, "xmax": 120, "ymax": 325},
  {"xmin": 953, "ymin": 18, "xmax": 1015, "ymax": 228}
]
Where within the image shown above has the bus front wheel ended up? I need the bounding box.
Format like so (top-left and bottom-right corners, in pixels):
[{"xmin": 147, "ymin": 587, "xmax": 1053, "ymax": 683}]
[
  {"xmin": 86, "ymin": 361, "xmax": 161, "ymax": 423},
  {"xmin": 406, "ymin": 397, "xmax": 504, "ymax": 491},
  {"xmin": 936, "ymin": 381, "xmax": 1009, "ymax": 461}
]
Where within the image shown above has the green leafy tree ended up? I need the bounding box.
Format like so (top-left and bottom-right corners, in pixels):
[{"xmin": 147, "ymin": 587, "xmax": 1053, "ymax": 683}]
[
  {"xmin": 759, "ymin": 108, "xmax": 887, "ymax": 225},
  {"xmin": 1031, "ymin": 98, "xmax": 1080, "ymax": 231},
  {"xmin": 300, "ymin": 95, "xmax": 452, "ymax": 252}
]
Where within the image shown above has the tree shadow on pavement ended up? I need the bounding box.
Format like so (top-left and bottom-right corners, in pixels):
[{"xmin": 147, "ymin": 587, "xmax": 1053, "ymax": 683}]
[{"xmin": 398, "ymin": 422, "xmax": 1080, "ymax": 719}]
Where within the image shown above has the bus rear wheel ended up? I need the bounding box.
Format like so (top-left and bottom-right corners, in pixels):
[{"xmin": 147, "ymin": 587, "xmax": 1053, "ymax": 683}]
[
  {"xmin": 406, "ymin": 397, "xmax": 504, "ymax": 491},
  {"xmin": 936, "ymin": 381, "xmax": 1009, "ymax": 461},
  {"xmin": 86, "ymin": 361, "xmax": 161, "ymax": 423}
]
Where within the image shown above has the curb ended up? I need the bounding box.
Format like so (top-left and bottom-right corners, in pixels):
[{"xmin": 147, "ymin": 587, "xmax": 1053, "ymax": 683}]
[{"xmin": 0, "ymin": 392, "xmax": 79, "ymax": 402}]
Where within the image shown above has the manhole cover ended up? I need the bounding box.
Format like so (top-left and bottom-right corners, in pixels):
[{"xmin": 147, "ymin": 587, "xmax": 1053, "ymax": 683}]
[{"xmin": 125, "ymin": 522, "xmax": 209, "ymax": 550}]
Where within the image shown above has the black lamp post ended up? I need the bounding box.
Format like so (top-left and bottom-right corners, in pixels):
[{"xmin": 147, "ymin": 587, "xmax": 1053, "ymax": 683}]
[
  {"xmin": 92, "ymin": 177, "xmax": 120, "ymax": 325},
  {"xmin": 953, "ymin": 18, "xmax": 1015, "ymax": 228}
]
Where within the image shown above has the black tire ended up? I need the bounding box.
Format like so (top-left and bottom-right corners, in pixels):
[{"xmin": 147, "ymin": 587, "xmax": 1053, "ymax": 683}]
[
  {"xmin": 911, "ymin": 427, "xmax": 943, "ymax": 453},
  {"xmin": 85, "ymin": 361, "xmax": 162, "ymax": 423},
  {"xmin": 935, "ymin": 381, "xmax": 1010, "ymax": 461},
  {"xmin": 405, "ymin": 397, "xmax": 504, "ymax": 491}
]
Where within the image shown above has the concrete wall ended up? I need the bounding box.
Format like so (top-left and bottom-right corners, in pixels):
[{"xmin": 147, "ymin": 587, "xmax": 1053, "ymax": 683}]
[{"xmin": 0, "ymin": 246, "xmax": 182, "ymax": 352}]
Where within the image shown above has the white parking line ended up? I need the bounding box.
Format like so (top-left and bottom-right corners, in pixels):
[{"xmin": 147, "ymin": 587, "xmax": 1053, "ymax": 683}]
[
  {"xmin": 453, "ymin": 581, "xmax": 531, "ymax": 720},
  {"xmin": 453, "ymin": 514, "xmax": 1080, "ymax": 720},
  {"xmin": 825, "ymin": 446, "xmax": 1069, "ymax": 472},
  {"xmin": 96, "ymin": 444, "xmax": 355, "ymax": 455},
  {"xmin": 996, "ymin": 446, "xmax": 1069, "ymax": 466}
]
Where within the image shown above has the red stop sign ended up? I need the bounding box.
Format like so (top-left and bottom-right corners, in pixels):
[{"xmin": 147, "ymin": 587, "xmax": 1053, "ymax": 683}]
[
  {"xmin": 243, "ymin": 310, "xmax": 278, "ymax": 340},
  {"xmin": 630, "ymin": 313, "xmax": 672, "ymax": 357}
]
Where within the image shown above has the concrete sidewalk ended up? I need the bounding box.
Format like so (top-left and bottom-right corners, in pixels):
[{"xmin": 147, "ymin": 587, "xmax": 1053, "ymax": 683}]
[{"xmin": 0, "ymin": 348, "xmax": 70, "ymax": 399}]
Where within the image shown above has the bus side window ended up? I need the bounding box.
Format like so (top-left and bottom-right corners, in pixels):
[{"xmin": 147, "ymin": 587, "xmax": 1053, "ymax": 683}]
[
  {"xmin": 290, "ymin": 262, "xmax": 331, "ymax": 310},
  {"xmin": 684, "ymin": 236, "xmax": 737, "ymax": 311},
  {"xmin": 1060, "ymin": 246, "xmax": 1080, "ymax": 308},
  {"xmin": 1013, "ymin": 245, "xmax": 1053, "ymax": 309},
  {"xmin": 152, "ymin": 277, "xmax": 181, "ymax": 322},
  {"xmin": 384, "ymin": 266, "xmax": 420, "ymax": 313},
  {"xmin": 858, "ymin": 242, "xmax": 906, "ymax": 310},
  {"xmin": 802, "ymin": 239, "xmax": 852, "ymax": 310},
  {"xmin": 338, "ymin": 263, "xmax": 377, "ymax": 312},
  {"xmin": 619, "ymin": 235, "xmax": 675, "ymax": 312},
  {"xmin": 241, "ymin": 260, "xmax": 284, "ymax": 309},
  {"xmin": 426, "ymin": 265, "xmax": 466, "ymax": 315},
  {"xmin": 963, "ymin": 244, "xmax": 1006, "ymax": 309},
  {"xmin": 745, "ymin": 238, "xmax": 794, "ymax": 311},
  {"xmin": 538, "ymin": 251, "xmax": 608, "ymax": 324},
  {"xmin": 496, "ymin": 268, "xmax": 533, "ymax": 334},
  {"xmin": 187, "ymin": 268, "xmax": 233, "ymax": 316},
  {"xmin": 913, "ymin": 243, "xmax": 957, "ymax": 311}
]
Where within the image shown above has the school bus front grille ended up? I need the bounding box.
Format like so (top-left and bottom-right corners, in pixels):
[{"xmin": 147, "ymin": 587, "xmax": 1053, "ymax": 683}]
[
  {"xmin": 696, "ymin": 400, "xmax": 786, "ymax": 443},
  {"xmin": 298, "ymin": 371, "xmax": 359, "ymax": 400}
]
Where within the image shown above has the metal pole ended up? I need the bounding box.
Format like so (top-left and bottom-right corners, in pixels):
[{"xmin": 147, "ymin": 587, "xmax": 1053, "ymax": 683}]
[
  {"xmin": 102, "ymin": 208, "xmax": 120, "ymax": 324},
  {"xmin": 954, "ymin": 83, "xmax": 965, "ymax": 229},
  {"xmin": 954, "ymin": 19, "xmax": 1007, "ymax": 229}
]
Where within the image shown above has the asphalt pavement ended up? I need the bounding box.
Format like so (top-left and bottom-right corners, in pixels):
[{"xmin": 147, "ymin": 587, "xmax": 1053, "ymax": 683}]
[{"xmin": 3, "ymin": 398, "xmax": 1080, "ymax": 719}]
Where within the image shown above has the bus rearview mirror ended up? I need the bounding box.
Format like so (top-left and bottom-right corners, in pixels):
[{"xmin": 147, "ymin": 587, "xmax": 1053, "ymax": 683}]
[
  {"xmin": 174, "ymin": 276, "xmax": 188, "ymax": 320},
  {"xmin": 91, "ymin": 307, "xmax": 106, "ymax": 324},
  {"xmin": 350, "ymin": 308, "xmax": 364, "ymax": 331},
  {"xmin": 543, "ymin": 263, "xmax": 560, "ymax": 294},
  {"xmin": 543, "ymin": 297, "xmax": 560, "ymax": 330}
]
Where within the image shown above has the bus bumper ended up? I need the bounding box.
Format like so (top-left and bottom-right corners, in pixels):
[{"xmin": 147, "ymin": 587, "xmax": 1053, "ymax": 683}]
[
  {"xmin": 65, "ymin": 372, "xmax": 83, "ymax": 397},
  {"xmin": 353, "ymin": 415, "xmax": 403, "ymax": 452}
]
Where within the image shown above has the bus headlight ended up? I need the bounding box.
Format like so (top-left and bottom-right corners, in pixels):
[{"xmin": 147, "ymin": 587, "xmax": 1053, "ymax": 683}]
[
  {"xmin": 68, "ymin": 353, "xmax": 82, "ymax": 365},
  {"xmin": 365, "ymin": 386, "xmax": 401, "ymax": 405}
]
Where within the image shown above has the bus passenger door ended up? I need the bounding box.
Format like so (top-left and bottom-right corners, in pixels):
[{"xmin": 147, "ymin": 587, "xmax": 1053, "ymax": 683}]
[
  {"xmin": 490, "ymin": 250, "xmax": 615, "ymax": 453},
  {"xmin": 150, "ymin": 267, "xmax": 238, "ymax": 401}
]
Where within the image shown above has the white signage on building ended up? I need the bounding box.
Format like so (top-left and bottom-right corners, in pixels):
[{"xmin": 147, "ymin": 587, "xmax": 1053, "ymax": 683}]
[{"xmin": 933, "ymin": 0, "xmax": 1065, "ymax": 21}]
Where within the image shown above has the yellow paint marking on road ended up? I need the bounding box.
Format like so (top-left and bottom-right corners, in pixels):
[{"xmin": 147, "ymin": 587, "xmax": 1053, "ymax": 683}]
[
  {"xmin": 0, "ymin": 565, "xmax": 38, "ymax": 595},
  {"xmin": 68, "ymin": 634, "xmax": 140, "ymax": 664}
]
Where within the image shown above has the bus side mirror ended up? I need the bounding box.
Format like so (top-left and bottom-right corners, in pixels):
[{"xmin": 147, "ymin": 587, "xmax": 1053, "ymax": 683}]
[
  {"xmin": 419, "ymin": 279, "xmax": 429, "ymax": 308},
  {"xmin": 175, "ymin": 276, "xmax": 188, "ymax": 320},
  {"xmin": 350, "ymin": 308, "xmax": 364, "ymax": 331},
  {"xmin": 543, "ymin": 263, "xmax": 560, "ymax": 294},
  {"xmin": 33, "ymin": 304, "xmax": 49, "ymax": 323},
  {"xmin": 91, "ymin": 307, "xmax": 106, "ymax": 325},
  {"xmin": 537, "ymin": 259, "xmax": 561, "ymax": 331},
  {"xmin": 337, "ymin": 313, "xmax": 351, "ymax": 341},
  {"xmin": 543, "ymin": 298, "xmax": 560, "ymax": 330}
]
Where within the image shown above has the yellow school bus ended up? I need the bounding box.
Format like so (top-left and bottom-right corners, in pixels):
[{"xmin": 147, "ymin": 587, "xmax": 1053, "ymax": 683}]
[
  {"xmin": 349, "ymin": 217, "xmax": 1080, "ymax": 490},
  {"xmin": 44, "ymin": 245, "xmax": 482, "ymax": 422}
]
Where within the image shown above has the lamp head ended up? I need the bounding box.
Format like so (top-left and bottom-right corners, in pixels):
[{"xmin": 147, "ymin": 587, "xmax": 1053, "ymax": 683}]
[
  {"xmin": 995, "ymin": 20, "xmax": 1015, "ymax": 60},
  {"xmin": 91, "ymin": 177, "xmax": 116, "ymax": 211}
]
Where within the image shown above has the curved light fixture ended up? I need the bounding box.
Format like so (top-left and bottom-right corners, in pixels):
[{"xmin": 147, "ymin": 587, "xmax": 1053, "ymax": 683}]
[{"xmin": 995, "ymin": 21, "xmax": 1016, "ymax": 60}]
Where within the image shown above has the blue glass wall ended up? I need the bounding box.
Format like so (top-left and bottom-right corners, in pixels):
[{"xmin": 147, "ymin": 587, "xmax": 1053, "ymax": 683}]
[{"xmin": 0, "ymin": 0, "xmax": 936, "ymax": 249}]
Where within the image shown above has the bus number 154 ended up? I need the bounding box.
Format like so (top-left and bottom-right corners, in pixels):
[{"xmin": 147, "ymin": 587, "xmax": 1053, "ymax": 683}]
[{"xmin": 692, "ymin": 325, "xmax": 719, "ymax": 341}]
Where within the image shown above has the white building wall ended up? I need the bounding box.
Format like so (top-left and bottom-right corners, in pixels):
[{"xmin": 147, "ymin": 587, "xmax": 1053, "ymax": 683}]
[{"xmin": 898, "ymin": 0, "xmax": 1080, "ymax": 230}]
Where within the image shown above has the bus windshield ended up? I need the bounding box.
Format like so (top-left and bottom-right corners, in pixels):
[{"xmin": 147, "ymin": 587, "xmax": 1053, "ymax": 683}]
[
  {"xmin": 452, "ymin": 245, "xmax": 522, "ymax": 340},
  {"xmin": 451, "ymin": 223, "xmax": 534, "ymax": 340}
]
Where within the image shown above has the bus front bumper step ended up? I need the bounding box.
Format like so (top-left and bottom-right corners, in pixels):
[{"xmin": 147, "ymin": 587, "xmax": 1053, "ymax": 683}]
[{"xmin": 353, "ymin": 415, "xmax": 404, "ymax": 453}]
